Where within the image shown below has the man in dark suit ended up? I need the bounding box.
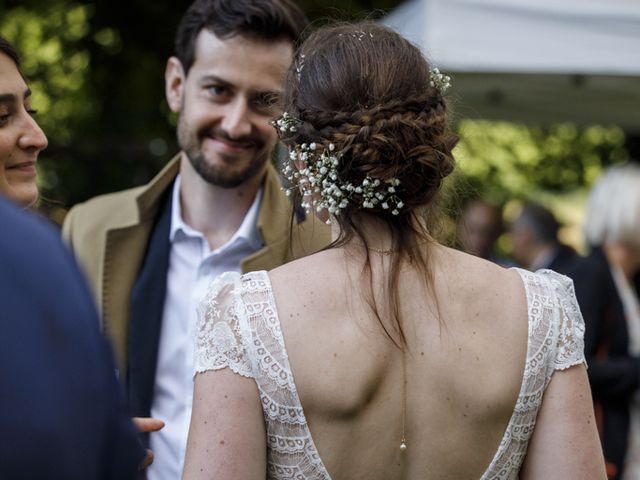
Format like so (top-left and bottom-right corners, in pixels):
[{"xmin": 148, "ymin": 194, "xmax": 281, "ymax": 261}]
[
  {"xmin": 0, "ymin": 197, "xmax": 145, "ymax": 479},
  {"xmin": 509, "ymin": 201, "xmax": 577, "ymax": 274},
  {"xmin": 457, "ymin": 198, "xmax": 516, "ymax": 267}
]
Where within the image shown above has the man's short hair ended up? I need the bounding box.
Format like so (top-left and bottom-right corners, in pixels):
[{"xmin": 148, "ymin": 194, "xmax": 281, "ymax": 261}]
[
  {"xmin": 175, "ymin": 0, "xmax": 309, "ymax": 74},
  {"xmin": 516, "ymin": 202, "xmax": 560, "ymax": 244}
]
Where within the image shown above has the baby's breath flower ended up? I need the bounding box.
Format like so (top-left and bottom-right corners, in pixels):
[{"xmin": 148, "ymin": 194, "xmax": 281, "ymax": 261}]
[
  {"xmin": 278, "ymin": 111, "xmax": 406, "ymax": 218},
  {"xmin": 429, "ymin": 67, "xmax": 451, "ymax": 93}
]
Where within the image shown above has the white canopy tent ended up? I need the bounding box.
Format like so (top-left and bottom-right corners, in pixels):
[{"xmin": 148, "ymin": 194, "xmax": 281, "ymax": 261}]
[{"xmin": 381, "ymin": 0, "xmax": 640, "ymax": 132}]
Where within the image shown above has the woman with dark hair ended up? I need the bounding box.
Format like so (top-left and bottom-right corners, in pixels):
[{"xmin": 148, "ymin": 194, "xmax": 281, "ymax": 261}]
[
  {"xmin": 183, "ymin": 23, "xmax": 605, "ymax": 479},
  {"xmin": 0, "ymin": 36, "xmax": 48, "ymax": 207}
]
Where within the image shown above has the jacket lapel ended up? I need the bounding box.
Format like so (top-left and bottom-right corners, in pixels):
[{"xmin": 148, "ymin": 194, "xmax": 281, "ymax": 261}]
[
  {"xmin": 127, "ymin": 189, "xmax": 173, "ymax": 418},
  {"xmin": 102, "ymin": 158, "xmax": 180, "ymax": 374},
  {"xmin": 103, "ymin": 224, "xmax": 154, "ymax": 373}
]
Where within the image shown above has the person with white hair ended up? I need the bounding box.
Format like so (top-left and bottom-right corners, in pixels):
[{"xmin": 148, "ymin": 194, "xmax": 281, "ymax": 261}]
[{"xmin": 567, "ymin": 162, "xmax": 640, "ymax": 480}]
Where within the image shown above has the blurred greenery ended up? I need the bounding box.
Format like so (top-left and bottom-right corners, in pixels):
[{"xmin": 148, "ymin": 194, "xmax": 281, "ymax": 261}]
[
  {"xmin": 0, "ymin": 0, "xmax": 636, "ymax": 232},
  {"xmin": 453, "ymin": 121, "xmax": 628, "ymax": 204}
]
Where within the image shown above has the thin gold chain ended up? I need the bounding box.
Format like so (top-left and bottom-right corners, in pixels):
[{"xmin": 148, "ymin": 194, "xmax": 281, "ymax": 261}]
[
  {"xmin": 364, "ymin": 243, "xmax": 408, "ymax": 450},
  {"xmin": 400, "ymin": 352, "xmax": 407, "ymax": 451},
  {"xmin": 367, "ymin": 246, "xmax": 395, "ymax": 255}
]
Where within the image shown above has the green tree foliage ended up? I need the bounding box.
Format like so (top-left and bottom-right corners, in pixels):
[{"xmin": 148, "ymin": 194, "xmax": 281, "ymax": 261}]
[
  {"xmin": 453, "ymin": 121, "xmax": 628, "ymax": 205},
  {"xmin": 0, "ymin": 0, "xmax": 632, "ymax": 227},
  {"xmin": 1, "ymin": 0, "xmax": 189, "ymax": 218},
  {"xmin": 1, "ymin": 2, "xmax": 93, "ymax": 143}
]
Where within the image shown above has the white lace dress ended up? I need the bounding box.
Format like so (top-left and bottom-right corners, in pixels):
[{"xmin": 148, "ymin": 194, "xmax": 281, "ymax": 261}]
[{"xmin": 194, "ymin": 268, "xmax": 586, "ymax": 479}]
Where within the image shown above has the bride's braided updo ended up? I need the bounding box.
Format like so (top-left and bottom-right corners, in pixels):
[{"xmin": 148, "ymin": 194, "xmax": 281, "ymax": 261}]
[
  {"xmin": 279, "ymin": 22, "xmax": 457, "ymax": 218},
  {"xmin": 278, "ymin": 22, "xmax": 457, "ymax": 346}
]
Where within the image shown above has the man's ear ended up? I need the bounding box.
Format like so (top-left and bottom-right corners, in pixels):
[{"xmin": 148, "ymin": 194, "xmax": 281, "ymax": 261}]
[{"xmin": 165, "ymin": 57, "xmax": 186, "ymax": 113}]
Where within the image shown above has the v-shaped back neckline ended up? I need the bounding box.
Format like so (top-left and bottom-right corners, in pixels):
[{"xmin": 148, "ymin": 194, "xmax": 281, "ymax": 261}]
[{"xmin": 247, "ymin": 268, "xmax": 537, "ymax": 479}]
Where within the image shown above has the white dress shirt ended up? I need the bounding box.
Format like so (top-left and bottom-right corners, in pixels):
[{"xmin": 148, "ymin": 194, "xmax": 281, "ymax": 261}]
[{"xmin": 147, "ymin": 175, "xmax": 263, "ymax": 480}]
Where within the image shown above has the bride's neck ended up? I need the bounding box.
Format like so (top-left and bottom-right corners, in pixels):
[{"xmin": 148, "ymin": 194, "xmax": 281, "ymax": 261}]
[{"xmin": 329, "ymin": 212, "xmax": 428, "ymax": 253}]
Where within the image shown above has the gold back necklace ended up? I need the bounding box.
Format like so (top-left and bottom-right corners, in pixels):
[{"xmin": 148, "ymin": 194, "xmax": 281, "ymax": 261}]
[
  {"xmin": 363, "ymin": 244, "xmax": 408, "ymax": 451},
  {"xmin": 400, "ymin": 352, "xmax": 408, "ymax": 451}
]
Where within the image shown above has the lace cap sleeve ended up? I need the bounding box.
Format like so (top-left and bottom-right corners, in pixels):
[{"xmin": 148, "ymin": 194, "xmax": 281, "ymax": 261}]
[
  {"xmin": 193, "ymin": 271, "xmax": 255, "ymax": 379},
  {"xmin": 538, "ymin": 269, "xmax": 587, "ymax": 371}
]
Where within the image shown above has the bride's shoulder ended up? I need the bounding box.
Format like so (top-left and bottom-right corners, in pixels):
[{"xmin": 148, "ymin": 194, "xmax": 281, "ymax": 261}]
[
  {"xmin": 436, "ymin": 245, "xmax": 522, "ymax": 290},
  {"xmin": 431, "ymin": 246, "xmax": 526, "ymax": 324},
  {"xmin": 268, "ymin": 249, "xmax": 352, "ymax": 317},
  {"xmin": 270, "ymin": 248, "xmax": 344, "ymax": 284}
]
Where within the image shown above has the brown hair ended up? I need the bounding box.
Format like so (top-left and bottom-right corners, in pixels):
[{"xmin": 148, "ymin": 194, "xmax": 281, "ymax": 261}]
[
  {"xmin": 175, "ymin": 0, "xmax": 309, "ymax": 74},
  {"xmin": 280, "ymin": 22, "xmax": 457, "ymax": 347},
  {"xmin": 0, "ymin": 36, "xmax": 21, "ymax": 69}
]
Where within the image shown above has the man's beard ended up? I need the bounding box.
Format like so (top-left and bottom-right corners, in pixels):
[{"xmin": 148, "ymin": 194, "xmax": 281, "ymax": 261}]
[
  {"xmin": 187, "ymin": 150, "xmax": 268, "ymax": 188},
  {"xmin": 178, "ymin": 118, "xmax": 270, "ymax": 189}
]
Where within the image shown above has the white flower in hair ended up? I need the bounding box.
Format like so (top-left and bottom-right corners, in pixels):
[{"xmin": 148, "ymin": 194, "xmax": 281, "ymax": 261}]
[
  {"xmin": 295, "ymin": 54, "xmax": 305, "ymax": 81},
  {"xmin": 273, "ymin": 112, "xmax": 300, "ymax": 133},
  {"xmin": 277, "ymin": 112, "xmax": 406, "ymax": 224},
  {"xmin": 429, "ymin": 67, "xmax": 451, "ymax": 93}
]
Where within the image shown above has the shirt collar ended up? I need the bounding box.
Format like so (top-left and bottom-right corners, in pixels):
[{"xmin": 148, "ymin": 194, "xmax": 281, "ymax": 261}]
[{"xmin": 169, "ymin": 174, "xmax": 263, "ymax": 251}]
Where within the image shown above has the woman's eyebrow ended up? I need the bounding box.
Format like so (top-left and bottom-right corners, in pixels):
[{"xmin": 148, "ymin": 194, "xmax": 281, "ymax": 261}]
[{"xmin": 0, "ymin": 89, "xmax": 31, "ymax": 105}]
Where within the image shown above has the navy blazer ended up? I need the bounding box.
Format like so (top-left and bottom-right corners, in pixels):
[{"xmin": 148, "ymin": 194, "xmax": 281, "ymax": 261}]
[
  {"xmin": 546, "ymin": 243, "xmax": 578, "ymax": 275},
  {"xmin": 0, "ymin": 198, "xmax": 144, "ymax": 479}
]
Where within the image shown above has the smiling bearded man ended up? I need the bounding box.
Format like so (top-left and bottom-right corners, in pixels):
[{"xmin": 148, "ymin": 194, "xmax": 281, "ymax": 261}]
[{"xmin": 61, "ymin": 1, "xmax": 329, "ymax": 479}]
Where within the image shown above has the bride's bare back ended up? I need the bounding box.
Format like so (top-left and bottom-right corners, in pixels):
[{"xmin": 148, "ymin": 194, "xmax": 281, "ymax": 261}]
[
  {"xmin": 184, "ymin": 240, "xmax": 604, "ymax": 480},
  {"xmin": 269, "ymin": 244, "xmax": 528, "ymax": 479}
]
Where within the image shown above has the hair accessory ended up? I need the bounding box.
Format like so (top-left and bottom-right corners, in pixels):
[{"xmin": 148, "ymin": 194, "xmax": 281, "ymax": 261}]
[
  {"xmin": 277, "ymin": 128, "xmax": 405, "ymax": 224},
  {"xmin": 337, "ymin": 30, "xmax": 373, "ymax": 41},
  {"xmin": 273, "ymin": 112, "xmax": 301, "ymax": 133},
  {"xmin": 367, "ymin": 246, "xmax": 395, "ymax": 255},
  {"xmin": 429, "ymin": 67, "xmax": 451, "ymax": 93},
  {"xmin": 295, "ymin": 54, "xmax": 305, "ymax": 80}
]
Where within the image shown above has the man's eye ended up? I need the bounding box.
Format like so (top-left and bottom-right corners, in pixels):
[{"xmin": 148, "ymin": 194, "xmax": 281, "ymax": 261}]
[
  {"xmin": 207, "ymin": 85, "xmax": 227, "ymax": 96},
  {"xmin": 0, "ymin": 113, "xmax": 10, "ymax": 126}
]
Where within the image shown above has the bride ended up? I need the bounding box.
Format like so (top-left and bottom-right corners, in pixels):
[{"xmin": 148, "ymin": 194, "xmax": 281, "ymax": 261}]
[{"xmin": 182, "ymin": 22, "xmax": 605, "ymax": 479}]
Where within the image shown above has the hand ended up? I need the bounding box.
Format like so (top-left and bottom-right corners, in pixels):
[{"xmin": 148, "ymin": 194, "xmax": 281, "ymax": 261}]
[
  {"xmin": 133, "ymin": 417, "xmax": 165, "ymax": 433},
  {"xmin": 132, "ymin": 417, "xmax": 165, "ymax": 470}
]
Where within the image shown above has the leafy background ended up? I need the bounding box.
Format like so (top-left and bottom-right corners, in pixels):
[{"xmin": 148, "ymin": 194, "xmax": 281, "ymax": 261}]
[{"xmin": 1, "ymin": 0, "xmax": 636, "ymax": 251}]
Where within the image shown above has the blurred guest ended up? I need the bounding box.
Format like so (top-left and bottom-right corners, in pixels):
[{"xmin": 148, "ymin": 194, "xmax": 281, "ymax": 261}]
[
  {"xmin": 458, "ymin": 198, "xmax": 513, "ymax": 265},
  {"xmin": 567, "ymin": 163, "xmax": 640, "ymax": 480},
  {"xmin": 0, "ymin": 196, "xmax": 145, "ymax": 479},
  {"xmin": 510, "ymin": 202, "xmax": 577, "ymax": 273},
  {"xmin": 0, "ymin": 36, "xmax": 48, "ymax": 208}
]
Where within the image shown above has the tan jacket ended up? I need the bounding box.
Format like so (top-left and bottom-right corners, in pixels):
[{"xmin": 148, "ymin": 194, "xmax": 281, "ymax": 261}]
[{"xmin": 62, "ymin": 155, "xmax": 329, "ymax": 373}]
